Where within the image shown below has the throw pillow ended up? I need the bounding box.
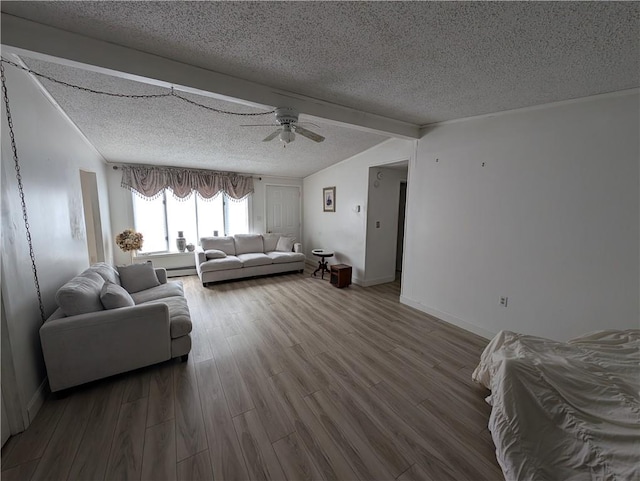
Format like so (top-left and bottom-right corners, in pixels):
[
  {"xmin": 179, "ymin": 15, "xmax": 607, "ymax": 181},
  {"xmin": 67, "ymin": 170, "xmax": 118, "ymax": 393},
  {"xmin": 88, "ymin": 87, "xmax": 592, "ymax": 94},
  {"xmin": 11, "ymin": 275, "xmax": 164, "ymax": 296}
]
[
  {"xmin": 205, "ymin": 249, "xmax": 227, "ymax": 259},
  {"xmin": 100, "ymin": 281, "xmax": 135, "ymax": 309},
  {"xmin": 117, "ymin": 263, "xmax": 160, "ymax": 293},
  {"xmin": 275, "ymin": 236, "xmax": 295, "ymax": 252},
  {"xmin": 55, "ymin": 271, "xmax": 105, "ymax": 317},
  {"xmin": 263, "ymin": 233, "xmax": 282, "ymax": 252}
]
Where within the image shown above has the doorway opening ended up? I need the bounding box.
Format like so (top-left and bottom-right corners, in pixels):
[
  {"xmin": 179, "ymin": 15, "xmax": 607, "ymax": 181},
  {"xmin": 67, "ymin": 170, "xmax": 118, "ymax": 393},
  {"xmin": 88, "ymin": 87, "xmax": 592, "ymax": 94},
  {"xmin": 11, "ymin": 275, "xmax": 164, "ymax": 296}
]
[
  {"xmin": 396, "ymin": 181, "xmax": 407, "ymax": 280},
  {"xmin": 79, "ymin": 170, "xmax": 105, "ymax": 264},
  {"xmin": 363, "ymin": 160, "xmax": 408, "ymax": 289}
]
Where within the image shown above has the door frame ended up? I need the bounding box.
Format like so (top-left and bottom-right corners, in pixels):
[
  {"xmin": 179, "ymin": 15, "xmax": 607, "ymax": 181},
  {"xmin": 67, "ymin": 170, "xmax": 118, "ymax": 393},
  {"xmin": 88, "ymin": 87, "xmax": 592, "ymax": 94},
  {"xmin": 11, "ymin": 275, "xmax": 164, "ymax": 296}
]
[{"xmin": 264, "ymin": 184, "xmax": 302, "ymax": 240}]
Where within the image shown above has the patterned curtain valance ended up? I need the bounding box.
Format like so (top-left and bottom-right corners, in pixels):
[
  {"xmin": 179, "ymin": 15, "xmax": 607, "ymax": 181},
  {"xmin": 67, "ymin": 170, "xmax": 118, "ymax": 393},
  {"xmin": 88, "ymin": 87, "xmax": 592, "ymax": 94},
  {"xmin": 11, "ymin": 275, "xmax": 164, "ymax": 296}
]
[{"xmin": 120, "ymin": 165, "xmax": 254, "ymax": 200}]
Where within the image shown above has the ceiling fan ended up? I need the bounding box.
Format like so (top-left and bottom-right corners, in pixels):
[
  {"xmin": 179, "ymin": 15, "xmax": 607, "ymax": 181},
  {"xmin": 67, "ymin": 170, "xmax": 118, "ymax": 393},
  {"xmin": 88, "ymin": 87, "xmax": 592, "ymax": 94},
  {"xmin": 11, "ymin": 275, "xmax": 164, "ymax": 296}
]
[{"xmin": 241, "ymin": 107, "xmax": 325, "ymax": 146}]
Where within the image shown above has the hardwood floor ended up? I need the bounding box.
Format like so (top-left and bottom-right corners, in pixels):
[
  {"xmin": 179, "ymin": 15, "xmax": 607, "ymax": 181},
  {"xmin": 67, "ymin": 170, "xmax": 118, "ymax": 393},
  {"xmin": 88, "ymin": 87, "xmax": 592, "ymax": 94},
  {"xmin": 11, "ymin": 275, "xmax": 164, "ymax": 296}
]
[{"xmin": 1, "ymin": 268, "xmax": 502, "ymax": 481}]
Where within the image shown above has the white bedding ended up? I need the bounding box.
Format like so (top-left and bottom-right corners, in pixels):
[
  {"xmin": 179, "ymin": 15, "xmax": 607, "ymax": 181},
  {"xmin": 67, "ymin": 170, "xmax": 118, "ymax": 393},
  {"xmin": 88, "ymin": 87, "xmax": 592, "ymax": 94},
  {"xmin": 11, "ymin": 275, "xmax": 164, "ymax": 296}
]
[{"xmin": 472, "ymin": 329, "xmax": 640, "ymax": 481}]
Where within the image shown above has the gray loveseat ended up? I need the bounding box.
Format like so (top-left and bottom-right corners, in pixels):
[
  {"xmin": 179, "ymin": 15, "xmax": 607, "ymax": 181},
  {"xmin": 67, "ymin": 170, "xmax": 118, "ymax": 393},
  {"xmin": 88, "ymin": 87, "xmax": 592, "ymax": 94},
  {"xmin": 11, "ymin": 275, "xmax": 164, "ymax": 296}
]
[
  {"xmin": 40, "ymin": 262, "xmax": 192, "ymax": 392},
  {"xmin": 196, "ymin": 233, "xmax": 305, "ymax": 285}
]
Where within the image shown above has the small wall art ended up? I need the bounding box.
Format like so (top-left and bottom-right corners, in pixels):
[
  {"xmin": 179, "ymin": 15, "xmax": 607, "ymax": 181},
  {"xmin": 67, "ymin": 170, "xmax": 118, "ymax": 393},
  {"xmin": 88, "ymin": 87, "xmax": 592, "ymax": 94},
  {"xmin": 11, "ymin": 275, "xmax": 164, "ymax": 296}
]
[{"xmin": 323, "ymin": 186, "xmax": 336, "ymax": 212}]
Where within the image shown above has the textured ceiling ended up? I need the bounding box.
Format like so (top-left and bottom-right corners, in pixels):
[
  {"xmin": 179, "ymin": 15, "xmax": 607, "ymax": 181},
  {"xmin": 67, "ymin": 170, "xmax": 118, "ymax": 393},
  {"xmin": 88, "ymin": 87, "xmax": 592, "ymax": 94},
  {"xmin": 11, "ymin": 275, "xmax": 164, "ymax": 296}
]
[
  {"xmin": 19, "ymin": 57, "xmax": 388, "ymax": 177},
  {"xmin": 2, "ymin": 1, "xmax": 638, "ymax": 176}
]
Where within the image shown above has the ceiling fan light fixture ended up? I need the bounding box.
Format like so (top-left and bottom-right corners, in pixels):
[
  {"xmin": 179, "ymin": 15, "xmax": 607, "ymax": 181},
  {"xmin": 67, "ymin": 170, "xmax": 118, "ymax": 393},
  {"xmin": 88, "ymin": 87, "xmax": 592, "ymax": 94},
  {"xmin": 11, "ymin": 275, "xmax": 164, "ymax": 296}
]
[{"xmin": 279, "ymin": 125, "xmax": 295, "ymax": 144}]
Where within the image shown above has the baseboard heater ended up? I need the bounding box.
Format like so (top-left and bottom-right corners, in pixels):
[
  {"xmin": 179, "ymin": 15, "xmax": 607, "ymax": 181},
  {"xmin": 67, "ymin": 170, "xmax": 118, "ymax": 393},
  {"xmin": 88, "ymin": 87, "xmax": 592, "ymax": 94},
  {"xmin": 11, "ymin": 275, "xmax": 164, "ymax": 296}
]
[{"xmin": 165, "ymin": 266, "xmax": 197, "ymax": 277}]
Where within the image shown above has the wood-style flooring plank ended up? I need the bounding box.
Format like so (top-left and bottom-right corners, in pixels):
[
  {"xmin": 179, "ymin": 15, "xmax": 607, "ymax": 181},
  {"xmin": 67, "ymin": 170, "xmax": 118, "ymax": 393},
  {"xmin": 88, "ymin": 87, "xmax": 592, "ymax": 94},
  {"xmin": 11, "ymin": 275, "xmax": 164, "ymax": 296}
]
[
  {"xmin": 196, "ymin": 359, "xmax": 249, "ymax": 481},
  {"xmin": 227, "ymin": 334, "xmax": 294, "ymax": 443},
  {"xmin": 305, "ymin": 389, "xmax": 396, "ymax": 481},
  {"xmin": 397, "ymin": 463, "xmax": 436, "ymax": 481},
  {"xmin": 232, "ymin": 409, "xmax": 286, "ymax": 481},
  {"xmin": 373, "ymin": 381, "xmax": 502, "ymax": 480},
  {"xmin": 176, "ymin": 450, "xmax": 213, "ymax": 481},
  {"xmin": 273, "ymin": 432, "xmax": 323, "ymax": 481},
  {"xmin": 30, "ymin": 386, "xmax": 97, "ymax": 481},
  {"xmin": 68, "ymin": 379, "xmax": 125, "ymax": 481},
  {"xmin": 1, "ymin": 396, "xmax": 68, "ymax": 469},
  {"xmin": 0, "ymin": 459, "xmax": 39, "ymax": 481},
  {"xmin": 173, "ymin": 361, "xmax": 208, "ymax": 462},
  {"xmin": 147, "ymin": 362, "xmax": 175, "ymax": 428},
  {"xmin": 207, "ymin": 327, "xmax": 255, "ymax": 417},
  {"xmin": 104, "ymin": 397, "xmax": 148, "ymax": 481},
  {"xmin": 269, "ymin": 371, "xmax": 359, "ymax": 481},
  {"xmin": 141, "ymin": 419, "xmax": 176, "ymax": 481},
  {"xmin": 122, "ymin": 368, "xmax": 151, "ymax": 403}
]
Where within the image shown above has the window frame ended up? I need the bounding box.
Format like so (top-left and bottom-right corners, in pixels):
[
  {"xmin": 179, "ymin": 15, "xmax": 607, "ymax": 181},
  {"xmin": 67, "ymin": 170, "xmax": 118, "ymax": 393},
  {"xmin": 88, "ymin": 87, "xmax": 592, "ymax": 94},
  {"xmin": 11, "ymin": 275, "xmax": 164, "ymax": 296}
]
[{"xmin": 132, "ymin": 190, "xmax": 251, "ymax": 254}]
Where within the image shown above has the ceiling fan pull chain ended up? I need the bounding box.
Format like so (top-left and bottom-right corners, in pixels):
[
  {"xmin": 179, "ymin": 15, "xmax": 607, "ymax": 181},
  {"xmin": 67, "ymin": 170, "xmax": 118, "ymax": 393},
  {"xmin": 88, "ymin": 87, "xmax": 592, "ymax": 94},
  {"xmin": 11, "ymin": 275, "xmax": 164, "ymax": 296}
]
[{"xmin": 1, "ymin": 62, "xmax": 46, "ymax": 324}]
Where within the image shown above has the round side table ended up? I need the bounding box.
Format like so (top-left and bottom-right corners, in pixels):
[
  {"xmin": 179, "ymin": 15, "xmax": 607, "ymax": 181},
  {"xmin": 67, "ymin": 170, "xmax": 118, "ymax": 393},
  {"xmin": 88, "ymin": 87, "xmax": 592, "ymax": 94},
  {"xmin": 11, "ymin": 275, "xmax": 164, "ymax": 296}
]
[{"xmin": 311, "ymin": 249, "xmax": 334, "ymax": 279}]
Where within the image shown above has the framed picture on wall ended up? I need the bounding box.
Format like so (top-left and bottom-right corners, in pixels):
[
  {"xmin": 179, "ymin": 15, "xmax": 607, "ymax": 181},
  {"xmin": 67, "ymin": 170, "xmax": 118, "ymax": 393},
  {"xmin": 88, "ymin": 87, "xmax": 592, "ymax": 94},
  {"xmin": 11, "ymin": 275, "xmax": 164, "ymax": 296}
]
[{"xmin": 323, "ymin": 187, "xmax": 336, "ymax": 212}]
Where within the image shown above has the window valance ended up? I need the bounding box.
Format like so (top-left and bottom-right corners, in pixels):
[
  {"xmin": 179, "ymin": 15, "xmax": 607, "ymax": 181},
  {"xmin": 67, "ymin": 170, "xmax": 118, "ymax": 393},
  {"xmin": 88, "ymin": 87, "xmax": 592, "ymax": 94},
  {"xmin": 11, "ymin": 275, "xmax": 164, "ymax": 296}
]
[{"xmin": 120, "ymin": 165, "xmax": 254, "ymax": 200}]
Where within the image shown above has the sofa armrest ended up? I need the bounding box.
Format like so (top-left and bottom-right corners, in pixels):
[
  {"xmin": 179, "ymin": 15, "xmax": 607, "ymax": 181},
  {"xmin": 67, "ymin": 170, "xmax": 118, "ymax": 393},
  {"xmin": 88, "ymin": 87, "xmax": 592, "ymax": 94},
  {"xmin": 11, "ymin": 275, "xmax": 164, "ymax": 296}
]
[
  {"xmin": 195, "ymin": 246, "xmax": 206, "ymax": 265},
  {"xmin": 294, "ymin": 242, "xmax": 302, "ymax": 253},
  {"xmin": 40, "ymin": 303, "xmax": 171, "ymax": 391},
  {"xmin": 155, "ymin": 267, "xmax": 167, "ymax": 284}
]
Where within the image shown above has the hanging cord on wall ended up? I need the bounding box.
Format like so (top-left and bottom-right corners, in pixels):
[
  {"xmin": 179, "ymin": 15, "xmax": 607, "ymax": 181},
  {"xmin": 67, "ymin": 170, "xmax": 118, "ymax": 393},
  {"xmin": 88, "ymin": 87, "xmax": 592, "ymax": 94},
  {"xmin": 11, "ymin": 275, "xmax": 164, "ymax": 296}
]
[
  {"xmin": 0, "ymin": 57, "xmax": 276, "ymax": 117},
  {"xmin": 1, "ymin": 61, "xmax": 46, "ymax": 324}
]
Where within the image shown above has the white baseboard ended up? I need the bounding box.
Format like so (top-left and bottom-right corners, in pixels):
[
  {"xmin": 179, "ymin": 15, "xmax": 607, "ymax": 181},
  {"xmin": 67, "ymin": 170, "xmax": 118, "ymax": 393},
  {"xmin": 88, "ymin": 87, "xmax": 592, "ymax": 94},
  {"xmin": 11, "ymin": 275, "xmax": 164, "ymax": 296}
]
[
  {"xmin": 399, "ymin": 295, "xmax": 495, "ymax": 340},
  {"xmin": 27, "ymin": 377, "xmax": 48, "ymax": 425},
  {"xmin": 360, "ymin": 275, "xmax": 396, "ymax": 287}
]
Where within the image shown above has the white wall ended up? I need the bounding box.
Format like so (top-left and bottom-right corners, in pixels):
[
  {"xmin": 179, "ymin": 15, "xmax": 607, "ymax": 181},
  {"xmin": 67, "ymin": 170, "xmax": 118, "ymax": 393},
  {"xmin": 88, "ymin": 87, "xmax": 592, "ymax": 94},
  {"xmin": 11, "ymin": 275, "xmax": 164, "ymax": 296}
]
[
  {"xmin": 401, "ymin": 91, "xmax": 639, "ymax": 341},
  {"xmin": 107, "ymin": 169, "xmax": 303, "ymax": 265},
  {"xmin": 303, "ymin": 139, "xmax": 415, "ymax": 283},
  {"xmin": 363, "ymin": 166, "xmax": 407, "ymax": 285},
  {"xmin": 1, "ymin": 61, "xmax": 112, "ymax": 424}
]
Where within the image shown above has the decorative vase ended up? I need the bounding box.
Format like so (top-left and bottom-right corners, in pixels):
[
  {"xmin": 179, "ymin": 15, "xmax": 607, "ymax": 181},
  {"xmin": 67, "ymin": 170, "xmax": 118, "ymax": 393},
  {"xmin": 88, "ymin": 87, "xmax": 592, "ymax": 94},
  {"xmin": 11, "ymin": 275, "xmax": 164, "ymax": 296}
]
[
  {"xmin": 186, "ymin": 243, "xmax": 195, "ymax": 252},
  {"xmin": 213, "ymin": 230, "xmax": 219, "ymax": 237},
  {"xmin": 176, "ymin": 231, "xmax": 187, "ymax": 252}
]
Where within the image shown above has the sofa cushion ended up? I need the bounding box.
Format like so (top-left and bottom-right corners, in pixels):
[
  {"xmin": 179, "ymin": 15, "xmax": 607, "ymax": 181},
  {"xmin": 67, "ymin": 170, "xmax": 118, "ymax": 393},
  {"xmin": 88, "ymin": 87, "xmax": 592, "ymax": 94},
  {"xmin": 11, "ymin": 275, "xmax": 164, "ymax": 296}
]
[
  {"xmin": 117, "ymin": 263, "xmax": 161, "ymax": 293},
  {"xmin": 89, "ymin": 263, "xmax": 120, "ymax": 285},
  {"xmin": 276, "ymin": 236, "xmax": 296, "ymax": 252},
  {"xmin": 205, "ymin": 249, "xmax": 227, "ymax": 259},
  {"xmin": 55, "ymin": 271, "xmax": 105, "ymax": 316},
  {"xmin": 200, "ymin": 256, "xmax": 243, "ymax": 273},
  {"xmin": 201, "ymin": 236, "xmax": 236, "ymax": 255},
  {"xmin": 237, "ymin": 253, "xmax": 273, "ymax": 267},
  {"xmin": 130, "ymin": 281, "xmax": 185, "ymax": 304},
  {"xmin": 143, "ymin": 296, "xmax": 192, "ymax": 339},
  {"xmin": 234, "ymin": 234, "xmax": 264, "ymax": 255},
  {"xmin": 266, "ymin": 251, "xmax": 306, "ymax": 264},
  {"xmin": 100, "ymin": 281, "xmax": 135, "ymax": 309},
  {"xmin": 263, "ymin": 233, "xmax": 283, "ymax": 252}
]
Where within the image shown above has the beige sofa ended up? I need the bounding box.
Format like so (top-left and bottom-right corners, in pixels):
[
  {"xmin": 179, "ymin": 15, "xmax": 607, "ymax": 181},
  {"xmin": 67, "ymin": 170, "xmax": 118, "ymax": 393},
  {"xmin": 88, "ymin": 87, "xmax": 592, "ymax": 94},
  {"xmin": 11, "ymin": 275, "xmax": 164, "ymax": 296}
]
[
  {"xmin": 196, "ymin": 233, "xmax": 305, "ymax": 285},
  {"xmin": 40, "ymin": 262, "xmax": 192, "ymax": 392}
]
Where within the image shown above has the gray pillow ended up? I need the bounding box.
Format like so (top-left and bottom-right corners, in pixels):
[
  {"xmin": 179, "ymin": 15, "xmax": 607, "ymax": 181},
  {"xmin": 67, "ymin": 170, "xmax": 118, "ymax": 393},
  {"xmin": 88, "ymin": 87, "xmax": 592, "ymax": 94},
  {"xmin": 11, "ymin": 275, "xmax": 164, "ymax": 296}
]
[
  {"xmin": 55, "ymin": 271, "xmax": 105, "ymax": 316},
  {"xmin": 117, "ymin": 263, "xmax": 160, "ymax": 293},
  {"xmin": 100, "ymin": 281, "xmax": 135, "ymax": 309},
  {"xmin": 205, "ymin": 249, "xmax": 227, "ymax": 259},
  {"xmin": 275, "ymin": 236, "xmax": 295, "ymax": 252}
]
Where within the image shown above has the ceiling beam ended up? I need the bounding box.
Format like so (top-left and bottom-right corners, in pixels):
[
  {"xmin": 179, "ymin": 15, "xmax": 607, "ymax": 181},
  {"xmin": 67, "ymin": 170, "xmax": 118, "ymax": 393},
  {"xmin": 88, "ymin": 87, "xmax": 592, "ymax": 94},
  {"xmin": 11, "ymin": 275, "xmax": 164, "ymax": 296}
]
[{"xmin": 1, "ymin": 14, "xmax": 420, "ymax": 139}]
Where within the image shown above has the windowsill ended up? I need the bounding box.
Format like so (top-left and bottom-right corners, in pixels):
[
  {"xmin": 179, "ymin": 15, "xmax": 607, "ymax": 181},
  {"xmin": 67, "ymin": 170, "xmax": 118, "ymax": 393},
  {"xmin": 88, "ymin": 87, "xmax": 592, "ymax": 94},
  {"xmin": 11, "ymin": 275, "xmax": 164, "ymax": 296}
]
[{"xmin": 136, "ymin": 251, "xmax": 195, "ymax": 259}]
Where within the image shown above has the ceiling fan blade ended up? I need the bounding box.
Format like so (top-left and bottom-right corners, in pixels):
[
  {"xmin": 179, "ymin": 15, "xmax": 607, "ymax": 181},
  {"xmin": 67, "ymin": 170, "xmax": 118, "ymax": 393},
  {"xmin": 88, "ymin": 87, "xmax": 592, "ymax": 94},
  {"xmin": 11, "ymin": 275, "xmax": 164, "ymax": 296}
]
[
  {"xmin": 262, "ymin": 129, "xmax": 281, "ymax": 142},
  {"xmin": 240, "ymin": 123, "xmax": 278, "ymax": 127},
  {"xmin": 293, "ymin": 125, "xmax": 325, "ymax": 143}
]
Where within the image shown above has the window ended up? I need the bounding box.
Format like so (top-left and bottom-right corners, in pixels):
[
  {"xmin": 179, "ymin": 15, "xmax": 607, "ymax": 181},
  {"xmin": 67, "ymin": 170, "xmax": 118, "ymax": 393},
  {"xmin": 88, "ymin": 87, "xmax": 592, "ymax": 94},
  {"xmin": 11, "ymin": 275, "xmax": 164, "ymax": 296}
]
[{"xmin": 132, "ymin": 191, "xmax": 249, "ymax": 253}]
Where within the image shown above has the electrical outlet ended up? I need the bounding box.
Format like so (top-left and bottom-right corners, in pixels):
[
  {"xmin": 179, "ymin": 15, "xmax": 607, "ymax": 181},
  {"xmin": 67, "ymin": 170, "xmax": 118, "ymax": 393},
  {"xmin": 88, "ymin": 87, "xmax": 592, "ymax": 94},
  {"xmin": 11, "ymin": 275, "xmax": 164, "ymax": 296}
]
[
  {"xmin": 375, "ymin": 221, "xmax": 380, "ymax": 228},
  {"xmin": 499, "ymin": 296, "xmax": 508, "ymax": 307}
]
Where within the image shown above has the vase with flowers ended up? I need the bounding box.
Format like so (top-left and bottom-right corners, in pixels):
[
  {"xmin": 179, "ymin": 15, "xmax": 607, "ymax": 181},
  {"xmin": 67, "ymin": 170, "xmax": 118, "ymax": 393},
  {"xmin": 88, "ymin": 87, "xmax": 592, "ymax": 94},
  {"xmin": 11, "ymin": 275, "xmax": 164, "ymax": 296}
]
[{"xmin": 115, "ymin": 228, "xmax": 144, "ymax": 264}]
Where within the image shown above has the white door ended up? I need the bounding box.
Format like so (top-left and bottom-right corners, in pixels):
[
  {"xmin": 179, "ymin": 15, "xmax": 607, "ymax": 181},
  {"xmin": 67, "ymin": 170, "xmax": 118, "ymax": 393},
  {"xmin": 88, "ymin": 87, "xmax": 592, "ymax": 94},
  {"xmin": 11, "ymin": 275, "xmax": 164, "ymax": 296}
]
[{"xmin": 266, "ymin": 185, "xmax": 301, "ymax": 241}]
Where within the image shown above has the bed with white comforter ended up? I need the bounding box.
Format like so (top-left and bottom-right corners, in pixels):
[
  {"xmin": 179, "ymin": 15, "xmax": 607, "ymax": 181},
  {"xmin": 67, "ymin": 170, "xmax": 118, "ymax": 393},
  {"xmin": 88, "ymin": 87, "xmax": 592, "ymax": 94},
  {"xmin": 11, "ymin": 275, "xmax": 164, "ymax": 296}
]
[{"xmin": 472, "ymin": 329, "xmax": 639, "ymax": 481}]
